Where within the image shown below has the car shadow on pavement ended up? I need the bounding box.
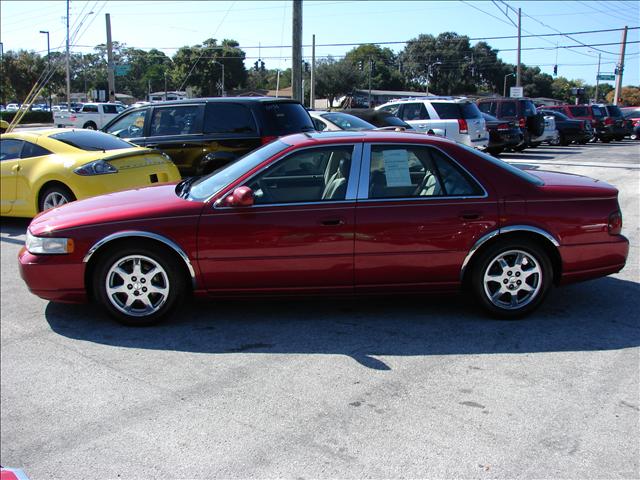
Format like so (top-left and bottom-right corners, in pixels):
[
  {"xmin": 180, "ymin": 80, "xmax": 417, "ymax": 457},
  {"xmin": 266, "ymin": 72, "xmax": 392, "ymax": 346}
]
[
  {"xmin": 45, "ymin": 276, "xmax": 640, "ymax": 370},
  {"xmin": 0, "ymin": 218, "xmax": 30, "ymax": 246}
]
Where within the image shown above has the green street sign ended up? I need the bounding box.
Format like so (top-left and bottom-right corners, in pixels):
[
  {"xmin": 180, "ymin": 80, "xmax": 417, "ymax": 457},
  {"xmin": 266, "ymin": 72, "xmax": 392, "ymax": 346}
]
[
  {"xmin": 597, "ymin": 74, "xmax": 615, "ymax": 81},
  {"xmin": 115, "ymin": 65, "xmax": 131, "ymax": 76}
]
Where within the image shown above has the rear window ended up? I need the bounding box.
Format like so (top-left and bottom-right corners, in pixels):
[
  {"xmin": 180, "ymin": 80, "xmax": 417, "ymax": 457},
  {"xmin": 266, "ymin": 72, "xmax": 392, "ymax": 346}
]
[
  {"xmin": 606, "ymin": 106, "xmax": 623, "ymax": 117},
  {"xmin": 521, "ymin": 100, "xmax": 537, "ymax": 116},
  {"xmin": 458, "ymin": 144, "xmax": 544, "ymax": 186},
  {"xmin": 49, "ymin": 130, "xmax": 134, "ymax": 151},
  {"xmin": 568, "ymin": 106, "xmax": 590, "ymax": 117},
  {"xmin": 321, "ymin": 112, "xmax": 374, "ymax": 130},
  {"xmin": 433, "ymin": 102, "xmax": 482, "ymax": 119},
  {"xmin": 204, "ymin": 103, "xmax": 258, "ymax": 134},
  {"xmin": 260, "ymin": 102, "xmax": 314, "ymax": 136}
]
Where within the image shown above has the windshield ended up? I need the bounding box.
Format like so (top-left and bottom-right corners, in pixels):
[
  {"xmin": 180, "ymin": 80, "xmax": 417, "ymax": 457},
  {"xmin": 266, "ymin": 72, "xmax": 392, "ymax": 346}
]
[
  {"xmin": 458, "ymin": 143, "xmax": 544, "ymax": 186},
  {"xmin": 188, "ymin": 140, "xmax": 291, "ymax": 201},
  {"xmin": 321, "ymin": 112, "xmax": 375, "ymax": 131},
  {"xmin": 49, "ymin": 130, "xmax": 135, "ymax": 151}
]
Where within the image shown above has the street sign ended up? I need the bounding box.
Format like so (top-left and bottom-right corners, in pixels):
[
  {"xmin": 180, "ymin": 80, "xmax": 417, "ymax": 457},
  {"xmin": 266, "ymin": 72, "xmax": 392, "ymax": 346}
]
[
  {"xmin": 115, "ymin": 65, "xmax": 131, "ymax": 76},
  {"xmin": 597, "ymin": 74, "xmax": 615, "ymax": 81},
  {"xmin": 510, "ymin": 86, "xmax": 524, "ymax": 98}
]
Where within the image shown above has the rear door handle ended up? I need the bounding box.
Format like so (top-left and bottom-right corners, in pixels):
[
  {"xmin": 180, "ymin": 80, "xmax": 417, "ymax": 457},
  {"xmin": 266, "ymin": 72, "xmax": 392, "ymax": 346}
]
[
  {"xmin": 459, "ymin": 211, "xmax": 482, "ymax": 220},
  {"xmin": 320, "ymin": 218, "xmax": 344, "ymax": 226}
]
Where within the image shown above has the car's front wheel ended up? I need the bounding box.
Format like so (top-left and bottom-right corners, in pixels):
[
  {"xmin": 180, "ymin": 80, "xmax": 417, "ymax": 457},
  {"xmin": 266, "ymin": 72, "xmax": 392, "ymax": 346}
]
[
  {"xmin": 94, "ymin": 244, "xmax": 186, "ymax": 326},
  {"xmin": 471, "ymin": 240, "xmax": 552, "ymax": 319}
]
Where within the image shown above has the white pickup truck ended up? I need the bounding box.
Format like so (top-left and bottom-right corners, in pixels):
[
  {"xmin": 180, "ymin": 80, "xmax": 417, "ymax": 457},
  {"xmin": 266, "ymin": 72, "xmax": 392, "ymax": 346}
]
[{"xmin": 54, "ymin": 102, "xmax": 127, "ymax": 130}]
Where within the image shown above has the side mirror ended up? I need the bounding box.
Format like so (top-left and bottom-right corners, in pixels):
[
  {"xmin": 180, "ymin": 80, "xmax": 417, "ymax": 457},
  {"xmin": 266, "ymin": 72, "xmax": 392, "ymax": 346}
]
[{"xmin": 223, "ymin": 186, "xmax": 254, "ymax": 207}]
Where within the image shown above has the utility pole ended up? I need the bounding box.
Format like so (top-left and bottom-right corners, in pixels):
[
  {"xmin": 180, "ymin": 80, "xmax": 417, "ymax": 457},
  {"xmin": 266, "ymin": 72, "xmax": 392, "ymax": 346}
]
[
  {"xmin": 66, "ymin": 0, "xmax": 71, "ymax": 108},
  {"xmin": 291, "ymin": 0, "xmax": 302, "ymax": 102},
  {"xmin": 594, "ymin": 52, "xmax": 601, "ymax": 103},
  {"xmin": 310, "ymin": 34, "xmax": 315, "ymax": 109},
  {"xmin": 613, "ymin": 25, "xmax": 628, "ymax": 106},
  {"xmin": 368, "ymin": 58, "xmax": 373, "ymax": 108},
  {"xmin": 516, "ymin": 7, "xmax": 522, "ymax": 87},
  {"xmin": 106, "ymin": 13, "xmax": 115, "ymax": 102},
  {"xmin": 40, "ymin": 30, "xmax": 51, "ymax": 108}
]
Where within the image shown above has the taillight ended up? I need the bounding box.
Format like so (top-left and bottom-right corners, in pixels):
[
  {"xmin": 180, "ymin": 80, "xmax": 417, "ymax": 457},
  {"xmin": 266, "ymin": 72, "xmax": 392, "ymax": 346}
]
[
  {"xmin": 70, "ymin": 115, "xmax": 77, "ymax": 121},
  {"xmin": 604, "ymin": 117, "xmax": 614, "ymax": 126},
  {"xmin": 497, "ymin": 123, "xmax": 510, "ymax": 131},
  {"xmin": 519, "ymin": 117, "xmax": 526, "ymax": 129},
  {"xmin": 261, "ymin": 135, "xmax": 277, "ymax": 145},
  {"xmin": 608, "ymin": 211, "xmax": 623, "ymax": 235},
  {"xmin": 458, "ymin": 118, "xmax": 468, "ymax": 134},
  {"xmin": 633, "ymin": 120, "xmax": 640, "ymax": 127}
]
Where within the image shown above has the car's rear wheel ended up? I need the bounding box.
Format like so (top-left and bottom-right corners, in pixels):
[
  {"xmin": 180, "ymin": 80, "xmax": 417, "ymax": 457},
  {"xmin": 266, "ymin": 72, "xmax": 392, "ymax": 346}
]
[
  {"xmin": 39, "ymin": 184, "xmax": 76, "ymax": 212},
  {"xmin": 83, "ymin": 121, "xmax": 97, "ymax": 130},
  {"xmin": 94, "ymin": 244, "xmax": 186, "ymax": 326},
  {"xmin": 471, "ymin": 240, "xmax": 552, "ymax": 319}
]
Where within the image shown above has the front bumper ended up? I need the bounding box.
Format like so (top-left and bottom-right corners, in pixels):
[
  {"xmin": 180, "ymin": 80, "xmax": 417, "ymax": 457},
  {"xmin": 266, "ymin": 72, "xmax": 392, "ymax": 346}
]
[{"xmin": 18, "ymin": 247, "xmax": 88, "ymax": 303}]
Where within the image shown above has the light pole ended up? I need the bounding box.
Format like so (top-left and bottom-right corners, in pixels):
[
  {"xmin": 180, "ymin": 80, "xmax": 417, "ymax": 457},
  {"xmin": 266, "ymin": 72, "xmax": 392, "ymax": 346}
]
[
  {"xmin": 212, "ymin": 60, "xmax": 225, "ymax": 97},
  {"xmin": 426, "ymin": 61, "xmax": 442, "ymax": 96},
  {"xmin": 503, "ymin": 72, "xmax": 516, "ymax": 97},
  {"xmin": 39, "ymin": 30, "xmax": 51, "ymax": 109}
]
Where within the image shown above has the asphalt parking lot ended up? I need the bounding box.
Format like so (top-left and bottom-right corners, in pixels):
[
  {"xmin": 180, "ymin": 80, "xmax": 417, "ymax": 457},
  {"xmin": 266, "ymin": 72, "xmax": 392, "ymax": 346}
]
[{"xmin": 1, "ymin": 141, "xmax": 639, "ymax": 479}]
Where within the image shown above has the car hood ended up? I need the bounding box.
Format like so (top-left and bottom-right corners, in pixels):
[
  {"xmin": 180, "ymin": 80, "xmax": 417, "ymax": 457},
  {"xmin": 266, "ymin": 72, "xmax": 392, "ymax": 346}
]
[
  {"xmin": 29, "ymin": 183, "xmax": 204, "ymax": 235},
  {"xmin": 531, "ymin": 169, "xmax": 618, "ymax": 197}
]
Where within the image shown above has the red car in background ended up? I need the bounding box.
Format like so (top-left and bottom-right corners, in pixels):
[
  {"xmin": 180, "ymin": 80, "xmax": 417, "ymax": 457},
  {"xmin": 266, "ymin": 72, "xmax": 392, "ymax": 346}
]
[
  {"xmin": 18, "ymin": 131, "xmax": 628, "ymax": 325},
  {"xmin": 545, "ymin": 104, "xmax": 627, "ymax": 142}
]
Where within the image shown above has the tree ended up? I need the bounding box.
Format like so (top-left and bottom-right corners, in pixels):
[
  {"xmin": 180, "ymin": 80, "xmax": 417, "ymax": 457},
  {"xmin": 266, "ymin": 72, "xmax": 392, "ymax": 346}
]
[
  {"xmin": 344, "ymin": 44, "xmax": 404, "ymax": 91},
  {"xmin": 606, "ymin": 86, "xmax": 640, "ymax": 106},
  {"xmin": 314, "ymin": 57, "xmax": 361, "ymax": 108},
  {"xmin": 399, "ymin": 32, "xmax": 476, "ymax": 95},
  {"xmin": 520, "ymin": 66, "xmax": 554, "ymax": 98},
  {"xmin": 1, "ymin": 50, "xmax": 47, "ymax": 103}
]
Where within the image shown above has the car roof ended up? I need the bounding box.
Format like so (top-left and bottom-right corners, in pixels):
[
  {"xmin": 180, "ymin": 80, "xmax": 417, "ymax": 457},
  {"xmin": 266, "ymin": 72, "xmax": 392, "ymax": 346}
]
[
  {"xmin": 280, "ymin": 130, "xmax": 456, "ymax": 147},
  {"xmin": 2, "ymin": 128, "xmax": 111, "ymax": 141},
  {"xmin": 125, "ymin": 97, "xmax": 302, "ymax": 110}
]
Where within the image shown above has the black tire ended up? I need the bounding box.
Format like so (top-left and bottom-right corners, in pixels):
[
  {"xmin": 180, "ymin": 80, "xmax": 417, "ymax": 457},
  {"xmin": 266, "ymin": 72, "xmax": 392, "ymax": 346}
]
[
  {"xmin": 470, "ymin": 239, "xmax": 553, "ymax": 319},
  {"xmin": 94, "ymin": 243, "xmax": 186, "ymax": 326},
  {"xmin": 83, "ymin": 121, "xmax": 97, "ymax": 130},
  {"xmin": 527, "ymin": 113, "xmax": 545, "ymax": 137},
  {"xmin": 601, "ymin": 137, "xmax": 611, "ymax": 143},
  {"xmin": 513, "ymin": 131, "xmax": 529, "ymax": 152},
  {"xmin": 486, "ymin": 147, "xmax": 504, "ymax": 156},
  {"xmin": 559, "ymin": 134, "xmax": 570, "ymax": 146},
  {"xmin": 39, "ymin": 184, "xmax": 76, "ymax": 212},
  {"xmin": 528, "ymin": 141, "xmax": 540, "ymax": 148}
]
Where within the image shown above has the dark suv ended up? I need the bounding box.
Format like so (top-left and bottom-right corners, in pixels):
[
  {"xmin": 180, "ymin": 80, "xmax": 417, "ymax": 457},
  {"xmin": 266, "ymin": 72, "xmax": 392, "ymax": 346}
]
[
  {"xmin": 476, "ymin": 97, "xmax": 545, "ymax": 151},
  {"xmin": 102, "ymin": 97, "xmax": 315, "ymax": 176}
]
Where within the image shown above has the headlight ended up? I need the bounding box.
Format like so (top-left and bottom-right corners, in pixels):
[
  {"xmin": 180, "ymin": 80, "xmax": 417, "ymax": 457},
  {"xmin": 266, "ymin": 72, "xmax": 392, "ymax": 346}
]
[
  {"xmin": 26, "ymin": 230, "xmax": 74, "ymax": 254},
  {"xmin": 74, "ymin": 160, "xmax": 118, "ymax": 176}
]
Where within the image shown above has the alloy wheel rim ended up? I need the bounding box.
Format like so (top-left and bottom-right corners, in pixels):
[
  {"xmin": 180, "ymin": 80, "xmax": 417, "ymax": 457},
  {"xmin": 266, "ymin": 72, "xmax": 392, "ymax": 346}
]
[
  {"xmin": 483, "ymin": 249, "xmax": 542, "ymax": 310},
  {"xmin": 43, "ymin": 192, "xmax": 69, "ymax": 210},
  {"xmin": 105, "ymin": 254, "xmax": 169, "ymax": 317}
]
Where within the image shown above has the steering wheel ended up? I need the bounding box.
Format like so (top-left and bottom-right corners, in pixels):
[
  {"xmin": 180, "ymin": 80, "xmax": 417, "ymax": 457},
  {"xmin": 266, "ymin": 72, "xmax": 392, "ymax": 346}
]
[{"xmin": 126, "ymin": 124, "xmax": 141, "ymax": 137}]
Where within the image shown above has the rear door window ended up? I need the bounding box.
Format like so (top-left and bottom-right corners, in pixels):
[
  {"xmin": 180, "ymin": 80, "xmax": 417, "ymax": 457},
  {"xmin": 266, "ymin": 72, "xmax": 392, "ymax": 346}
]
[
  {"xmin": 400, "ymin": 103, "xmax": 429, "ymax": 121},
  {"xmin": 260, "ymin": 102, "xmax": 315, "ymax": 136},
  {"xmin": 82, "ymin": 104, "xmax": 99, "ymax": 113},
  {"xmin": 150, "ymin": 105, "xmax": 201, "ymax": 136},
  {"xmin": 204, "ymin": 103, "xmax": 258, "ymax": 134},
  {"xmin": 102, "ymin": 104, "xmax": 119, "ymax": 114}
]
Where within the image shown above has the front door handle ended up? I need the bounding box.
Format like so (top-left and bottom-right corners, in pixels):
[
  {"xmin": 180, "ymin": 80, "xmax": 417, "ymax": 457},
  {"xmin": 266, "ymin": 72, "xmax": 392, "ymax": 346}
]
[
  {"xmin": 320, "ymin": 218, "xmax": 344, "ymax": 226},
  {"xmin": 146, "ymin": 143, "xmax": 159, "ymax": 148},
  {"xmin": 12, "ymin": 165, "xmax": 21, "ymax": 173}
]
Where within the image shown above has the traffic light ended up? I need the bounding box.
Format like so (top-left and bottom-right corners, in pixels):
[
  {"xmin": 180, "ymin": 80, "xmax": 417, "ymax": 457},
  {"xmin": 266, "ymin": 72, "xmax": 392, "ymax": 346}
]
[{"xmin": 553, "ymin": 64, "xmax": 557, "ymax": 76}]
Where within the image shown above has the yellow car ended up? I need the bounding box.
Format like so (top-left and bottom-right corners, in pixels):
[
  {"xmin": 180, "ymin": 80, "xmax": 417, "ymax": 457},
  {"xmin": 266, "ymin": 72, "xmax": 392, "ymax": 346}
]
[
  {"xmin": 0, "ymin": 128, "xmax": 181, "ymax": 217},
  {"xmin": 0, "ymin": 119, "xmax": 9, "ymax": 133}
]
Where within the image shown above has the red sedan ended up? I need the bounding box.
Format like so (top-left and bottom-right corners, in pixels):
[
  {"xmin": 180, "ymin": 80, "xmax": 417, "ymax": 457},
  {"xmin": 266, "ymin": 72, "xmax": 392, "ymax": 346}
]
[{"xmin": 18, "ymin": 131, "xmax": 628, "ymax": 325}]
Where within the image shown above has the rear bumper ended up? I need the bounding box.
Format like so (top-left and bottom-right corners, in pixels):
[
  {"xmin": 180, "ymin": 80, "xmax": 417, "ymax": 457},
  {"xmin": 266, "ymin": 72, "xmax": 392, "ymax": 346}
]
[
  {"xmin": 559, "ymin": 236, "xmax": 629, "ymax": 285},
  {"xmin": 18, "ymin": 248, "xmax": 88, "ymax": 303}
]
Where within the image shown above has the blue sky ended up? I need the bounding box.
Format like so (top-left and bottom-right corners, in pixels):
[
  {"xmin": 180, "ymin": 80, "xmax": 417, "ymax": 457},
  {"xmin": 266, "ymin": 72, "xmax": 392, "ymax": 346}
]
[{"xmin": 1, "ymin": 0, "xmax": 638, "ymax": 88}]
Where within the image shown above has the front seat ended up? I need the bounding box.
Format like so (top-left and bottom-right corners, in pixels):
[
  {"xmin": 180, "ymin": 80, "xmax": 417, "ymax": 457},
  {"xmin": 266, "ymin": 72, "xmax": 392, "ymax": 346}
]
[{"xmin": 322, "ymin": 157, "xmax": 351, "ymax": 200}]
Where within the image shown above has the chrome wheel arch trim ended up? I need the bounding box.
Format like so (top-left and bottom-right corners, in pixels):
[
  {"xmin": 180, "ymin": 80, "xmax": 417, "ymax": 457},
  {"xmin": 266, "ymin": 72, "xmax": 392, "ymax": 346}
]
[
  {"xmin": 460, "ymin": 225, "xmax": 560, "ymax": 280},
  {"xmin": 83, "ymin": 231, "xmax": 197, "ymax": 288}
]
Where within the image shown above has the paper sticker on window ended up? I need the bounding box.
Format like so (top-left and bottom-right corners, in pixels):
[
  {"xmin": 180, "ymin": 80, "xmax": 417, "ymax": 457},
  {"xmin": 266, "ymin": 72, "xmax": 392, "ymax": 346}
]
[{"xmin": 383, "ymin": 149, "xmax": 412, "ymax": 187}]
